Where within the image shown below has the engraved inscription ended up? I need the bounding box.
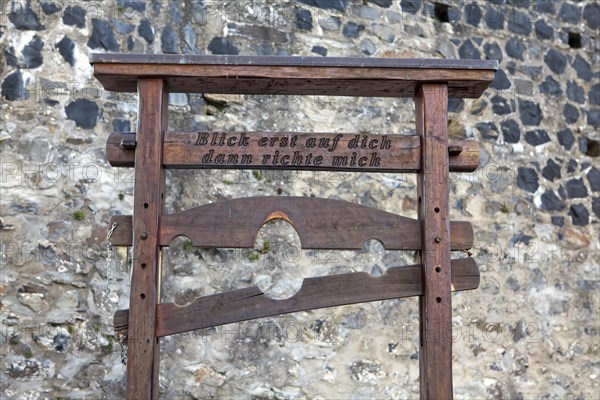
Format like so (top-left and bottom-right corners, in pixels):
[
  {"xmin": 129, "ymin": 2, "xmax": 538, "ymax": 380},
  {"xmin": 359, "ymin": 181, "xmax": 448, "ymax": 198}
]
[{"xmin": 176, "ymin": 131, "xmax": 413, "ymax": 170}]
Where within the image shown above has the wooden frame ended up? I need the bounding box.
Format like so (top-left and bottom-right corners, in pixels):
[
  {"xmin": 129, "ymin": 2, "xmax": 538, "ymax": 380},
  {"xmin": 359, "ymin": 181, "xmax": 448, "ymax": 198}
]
[{"xmin": 91, "ymin": 54, "xmax": 497, "ymax": 399}]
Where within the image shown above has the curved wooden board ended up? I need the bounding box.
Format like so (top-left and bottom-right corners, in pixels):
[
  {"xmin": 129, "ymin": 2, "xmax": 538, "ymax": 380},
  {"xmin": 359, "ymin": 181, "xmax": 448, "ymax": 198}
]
[
  {"xmin": 108, "ymin": 198, "xmax": 473, "ymax": 250},
  {"xmin": 105, "ymin": 132, "xmax": 480, "ymax": 173},
  {"xmin": 159, "ymin": 197, "xmax": 473, "ymax": 250},
  {"xmin": 113, "ymin": 258, "xmax": 479, "ymax": 338}
]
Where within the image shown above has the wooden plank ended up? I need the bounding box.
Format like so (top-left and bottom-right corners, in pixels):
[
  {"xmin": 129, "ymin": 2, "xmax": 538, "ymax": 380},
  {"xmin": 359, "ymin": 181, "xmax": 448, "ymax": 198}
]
[
  {"xmin": 107, "ymin": 215, "xmax": 134, "ymax": 246},
  {"xmin": 125, "ymin": 79, "xmax": 167, "ymax": 400},
  {"xmin": 417, "ymin": 84, "xmax": 453, "ymax": 398},
  {"xmin": 105, "ymin": 132, "xmax": 480, "ymax": 173},
  {"xmin": 90, "ymin": 54, "xmax": 498, "ymax": 98},
  {"xmin": 90, "ymin": 53, "xmax": 499, "ymax": 70},
  {"xmin": 113, "ymin": 258, "xmax": 479, "ymax": 338},
  {"xmin": 107, "ymin": 197, "xmax": 474, "ymax": 251}
]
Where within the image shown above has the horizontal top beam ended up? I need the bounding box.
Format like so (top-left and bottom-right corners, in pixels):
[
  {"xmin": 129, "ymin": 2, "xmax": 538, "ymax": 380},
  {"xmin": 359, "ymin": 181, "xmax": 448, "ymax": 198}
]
[{"xmin": 90, "ymin": 54, "xmax": 498, "ymax": 98}]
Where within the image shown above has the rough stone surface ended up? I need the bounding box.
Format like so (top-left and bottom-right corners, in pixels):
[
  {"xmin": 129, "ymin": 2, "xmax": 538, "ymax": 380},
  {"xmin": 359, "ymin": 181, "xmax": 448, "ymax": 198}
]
[
  {"xmin": 588, "ymin": 168, "xmax": 600, "ymax": 192},
  {"xmin": 298, "ymin": 0, "xmax": 348, "ymax": 12},
  {"xmin": 208, "ymin": 37, "xmax": 239, "ymax": 55},
  {"xmin": 560, "ymin": 3, "xmax": 581, "ymax": 24},
  {"xmin": 160, "ymin": 25, "xmax": 179, "ymax": 54},
  {"xmin": 505, "ymin": 38, "xmax": 525, "ymax": 60},
  {"xmin": 475, "ymin": 122, "xmax": 498, "ymax": 140},
  {"xmin": 544, "ymin": 49, "xmax": 567, "ymax": 75},
  {"xmin": 360, "ymin": 38, "xmax": 376, "ymax": 55},
  {"xmin": 342, "ymin": 22, "xmax": 364, "ymax": 38},
  {"xmin": 567, "ymin": 159, "xmax": 578, "ymax": 174},
  {"xmin": 311, "ymin": 45, "xmax": 327, "ymax": 56},
  {"xmin": 365, "ymin": 0, "xmax": 391, "ymax": 9},
  {"xmin": 587, "ymin": 110, "xmax": 600, "ymax": 128},
  {"xmin": 40, "ymin": 3, "xmax": 60, "ymax": 15},
  {"xmin": 541, "ymin": 190, "xmax": 565, "ymax": 211},
  {"xmin": 8, "ymin": 1, "xmax": 45, "ymax": 30},
  {"xmin": 501, "ymin": 119, "xmax": 521, "ymax": 143},
  {"xmin": 507, "ymin": 10, "xmax": 531, "ymax": 35},
  {"xmin": 484, "ymin": 42, "xmax": 502, "ymax": 62},
  {"xmin": 138, "ymin": 19, "xmax": 155, "ymax": 43},
  {"xmin": 458, "ymin": 39, "xmax": 481, "ymax": 59},
  {"xmin": 567, "ymin": 81, "xmax": 585, "ymax": 104},
  {"xmin": 87, "ymin": 19, "xmax": 120, "ymax": 51},
  {"xmin": 583, "ymin": 2, "xmax": 600, "ymax": 29},
  {"xmin": 112, "ymin": 119, "xmax": 131, "ymax": 132},
  {"xmin": 296, "ymin": 8, "xmax": 313, "ymax": 31},
  {"xmin": 1, "ymin": 2, "xmax": 598, "ymax": 399},
  {"xmin": 319, "ymin": 15, "xmax": 341, "ymax": 31},
  {"xmin": 569, "ymin": 204, "xmax": 589, "ymax": 226},
  {"xmin": 551, "ymin": 216, "xmax": 564, "ymax": 227},
  {"xmin": 465, "ymin": 3, "xmax": 481, "ymax": 26},
  {"xmin": 64, "ymin": 99, "xmax": 100, "ymax": 129},
  {"xmin": 62, "ymin": 6, "xmax": 86, "ymax": 29},
  {"xmin": 518, "ymin": 100, "xmax": 542, "ymax": 126},
  {"xmin": 563, "ymin": 103, "xmax": 579, "ymax": 124},
  {"xmin": 534, "ymin": 20, "xmax": 553, "ymax": 40},
  {"xmin": 401, "ymin": 0, "xmax": 420, "ymax": 14},
  {"xmin": 5, "ymin": 36, "xmax": 44, "ymax": 69},
  {"xmin": 490, "ymin": 68, "xmax": 510, "ymax": 90},
  {"xmin": 572, "ymin": 55, "xmax": 592, "ymax": 82},
  {"xmin": 589, "ymin": 84, "xmax": 600, "ymax": 106},
  {"xmin": 485, "ymin": 6, "xmax": 504, "ymax": 30},
  {"xmin": 539, "ymin": 75, "xmax": 562, "ymax": 96},
  {"xmin": 56, "ymin": 36, "xmax": 75, "ymax": 66},
  {"xmin": 516, "ymin": 167, "xmax": 539, "ymax": 193},
  {"xmin": 542, "ymin": 159, "xmax": 561, "ymax": 182},
  {"xmin": 2, "ymin": 70, "xmax": 29, "ymax": 101},
  {"xmin": 524, "ymin": 129, "xmax": 550, "ymax": 146},
  {"xmin": 591, "ymin": 198, "xmax": 600, "ymax": 220},
  {"xmin": 566, "ymin": 178, "xmax": 588, "ymax": 199},
  {"xmin": 491, "ymin": 95, "xmax": 512, "ymax": 115}
]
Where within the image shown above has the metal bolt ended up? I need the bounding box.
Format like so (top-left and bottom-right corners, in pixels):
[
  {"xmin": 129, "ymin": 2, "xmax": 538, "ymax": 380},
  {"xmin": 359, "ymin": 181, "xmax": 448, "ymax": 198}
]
[
  {"xmin": 141, "ymin": 232, "xmax": 148, "ymax": 239},
  {"xmin": 434, "ymin": 236, "xmax": 442, "ymax": 243}
]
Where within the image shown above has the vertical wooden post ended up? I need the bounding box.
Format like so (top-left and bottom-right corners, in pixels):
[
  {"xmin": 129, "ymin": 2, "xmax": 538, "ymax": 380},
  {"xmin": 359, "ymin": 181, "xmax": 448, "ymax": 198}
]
[
  {"xmin": 126, "ymin": 79, "xmax": 167, "ymax": 399},
  {"xmin": 416, "ymin": 84, "xmax": 452, "ymax": 399}
]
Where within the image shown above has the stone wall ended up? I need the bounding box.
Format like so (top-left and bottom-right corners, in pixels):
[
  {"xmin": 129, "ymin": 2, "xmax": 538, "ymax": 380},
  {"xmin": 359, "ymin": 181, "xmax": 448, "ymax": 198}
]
[{"xmin": 1, "ymin": 0, "xmax": 598, "ymax": 399}]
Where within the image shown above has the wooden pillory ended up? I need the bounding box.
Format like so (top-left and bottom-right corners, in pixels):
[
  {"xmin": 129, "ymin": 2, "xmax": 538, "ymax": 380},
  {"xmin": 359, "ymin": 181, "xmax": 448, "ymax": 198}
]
[{"xmin": 91, "ymin": 54, "xmax": 497, "ymax": 399}]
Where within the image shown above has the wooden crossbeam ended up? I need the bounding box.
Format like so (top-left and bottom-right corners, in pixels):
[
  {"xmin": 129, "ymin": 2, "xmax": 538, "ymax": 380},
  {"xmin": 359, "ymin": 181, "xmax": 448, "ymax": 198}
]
[
  {"xmin": 105, "ymin": 197, "xmax": 473, "ymax": 251},
  {"xmin": 113, "ymin": 257, "xmax": 479, "ymax": 339},
  {"xmin": 91, "ymin": 54, "xmax": 497, "ymax": 98},
  {"xmin": 106, "ymin": 132, "xmax": 480, "ymax": 172}
]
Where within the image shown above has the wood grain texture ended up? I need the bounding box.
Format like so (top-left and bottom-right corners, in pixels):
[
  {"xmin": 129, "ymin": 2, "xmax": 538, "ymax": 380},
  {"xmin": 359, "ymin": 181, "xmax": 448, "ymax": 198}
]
[
  {"xmin": 95, "ymin": 55, "xmax": 490, "ymax": 399},
  {"xmin": 105, "ymin": 132, "xmax": 480, "ymax": 172},
  {"xmin": 107, "ymin": 197, "xmax": 474, "ymax": 251},
  {"xmin": 417, "ymin": 84, "xmax": 453, "ymax": 399},
  {"xmin": 113, "ymin": 257, "xmax": 479, "ymax": 338},
  {"xmin": 125, "ymin": 79, "xmax": 167, "ymax": 400},
  {"xmin": 90, "ymin": 54, "xmax": 497, "ymax": 98},
  {"xmin": 90, "ymin": 53, "xmax": 499, "ymax": 69}
]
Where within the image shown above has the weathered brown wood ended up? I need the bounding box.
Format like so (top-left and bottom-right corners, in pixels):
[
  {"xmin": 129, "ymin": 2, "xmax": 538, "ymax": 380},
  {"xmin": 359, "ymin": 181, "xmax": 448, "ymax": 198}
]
[
  {"xmin": 417, "ymin": 84, "xmax": 453, "ymax": 398},
  {"xmin": 126, "ymin": 79, "xmax": 167, "ymax": 400},
  {"xmin": 91, "ymin": 53, "xmax": 499, "ymax": 70},
  {"xmin": 90, "ymin": 54, "xmax": 498, "ymax": 98},
  {"xmin": 105, "ymin": 132, "xmax": 480, "ymax": 172},
  {"xmin": 113, "ymin": 257, "xmax": 479, "ymax": 338},
  {"xmin": 107, "ymin": 197, "xmax": 474, "ymax": 251},
  {"xmin": 108, "ymin": 215, "xmax": 134, "ymax": 245},
  {"xmin": 93, "ymin": 54, "xmax": 493, "ymax": 399}
]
